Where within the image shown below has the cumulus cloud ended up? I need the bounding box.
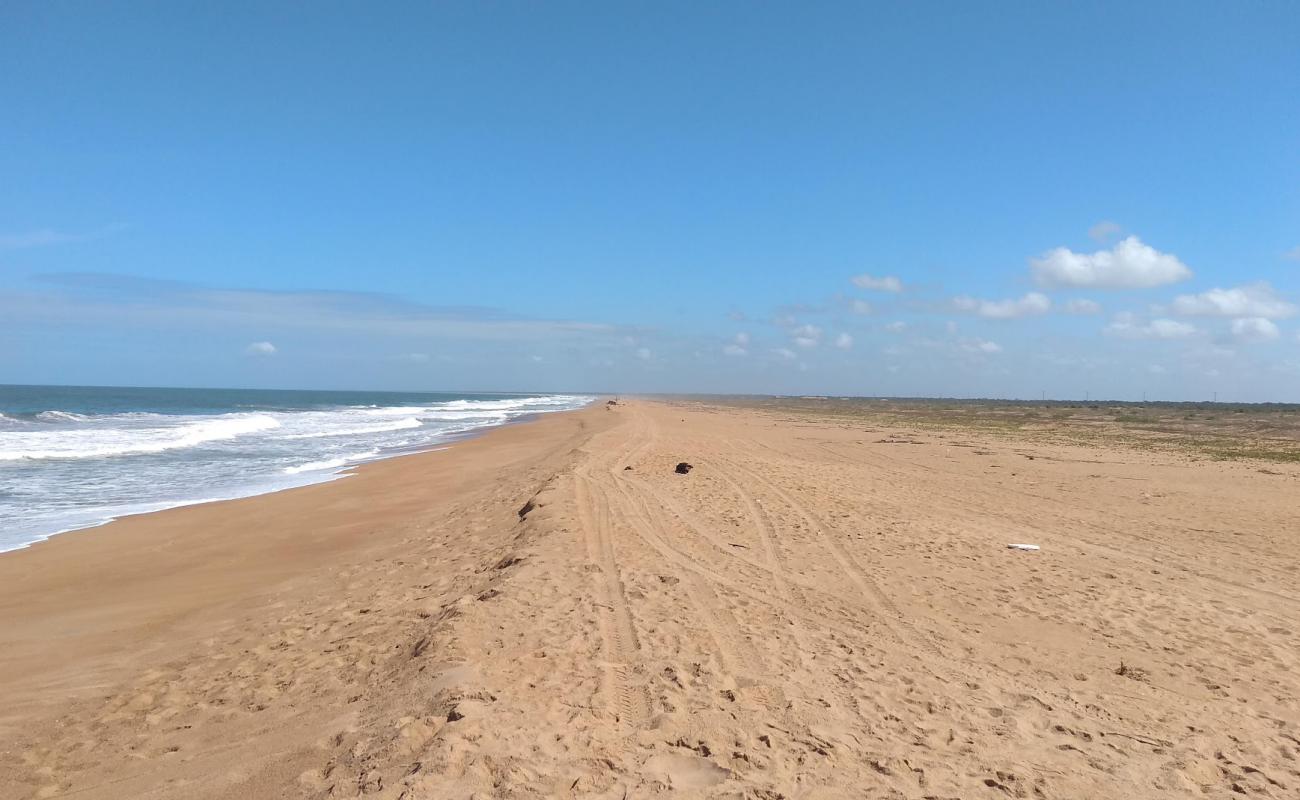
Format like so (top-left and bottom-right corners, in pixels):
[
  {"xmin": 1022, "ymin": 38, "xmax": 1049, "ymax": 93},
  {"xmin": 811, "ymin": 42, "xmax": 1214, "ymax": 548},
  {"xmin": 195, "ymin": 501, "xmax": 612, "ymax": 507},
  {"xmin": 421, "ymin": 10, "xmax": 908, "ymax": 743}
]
[
  {"xmin": 1064, "ymin": 298, "xmax": 1102, "ymax": 315},
  {"xmin": 1105, "ymin": 315, "xmax": 1196, "ymax": 340},
  {"xmin": 952, "ymin": 291, "xmax": 1050, "ymax": 319},
  {"xmin": 851, "ymin": 274, "xmax": 903, "ymax": 292},
  {"xmin": 245, "ymin": 341, "xmax": 277, "ymax": 356},
  {"xmin": 1088, "ymin": 220, "xmax": 1123, "ymax": 243},
  {"xmin": 834, "ymin": 332, "xmax": 853, "ymax": 349},
  {"xmin": 1031, "ymin": 236, "xmax": 1191, "ymax": 288},
  {"xmin": 1230, "ymin": 317, "xmax": 1280, "ymax": 343},
  {"xmin": 791, "ymin": 323, "xmax": 821, "ymax": 348},
  {"xmin": 1171, "ymin": 283, "xmax": 1296, "ymax": 319},
  {"xmin": 959, "ymin": 338, "xmax": 1003, "ymax": 354}
]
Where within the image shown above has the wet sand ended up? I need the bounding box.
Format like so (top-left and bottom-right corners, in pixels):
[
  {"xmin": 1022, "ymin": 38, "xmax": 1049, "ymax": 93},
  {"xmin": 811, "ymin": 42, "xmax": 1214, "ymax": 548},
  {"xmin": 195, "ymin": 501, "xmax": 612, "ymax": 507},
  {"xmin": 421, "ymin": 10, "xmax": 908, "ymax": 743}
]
[{"xmin": 2, "ymin": 399, "xmax": 1298, "ymax": 799}]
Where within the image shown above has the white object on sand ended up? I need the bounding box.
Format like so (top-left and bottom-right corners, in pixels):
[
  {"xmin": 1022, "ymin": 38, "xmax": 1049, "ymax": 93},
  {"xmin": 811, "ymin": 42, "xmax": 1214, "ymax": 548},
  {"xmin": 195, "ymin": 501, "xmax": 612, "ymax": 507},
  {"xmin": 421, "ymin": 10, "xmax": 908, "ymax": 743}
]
[{"xmin": 1007, "ymin": 543, "xmax": 1040, "ymax": 551}]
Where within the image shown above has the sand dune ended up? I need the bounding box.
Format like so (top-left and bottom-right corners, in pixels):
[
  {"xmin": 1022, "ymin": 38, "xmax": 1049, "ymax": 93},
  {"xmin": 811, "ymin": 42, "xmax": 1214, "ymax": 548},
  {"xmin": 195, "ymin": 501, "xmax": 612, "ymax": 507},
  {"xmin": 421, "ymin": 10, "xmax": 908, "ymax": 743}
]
[{"xmin": 3, "ymin": 400, "xmax": 1299, "ymax": 798}]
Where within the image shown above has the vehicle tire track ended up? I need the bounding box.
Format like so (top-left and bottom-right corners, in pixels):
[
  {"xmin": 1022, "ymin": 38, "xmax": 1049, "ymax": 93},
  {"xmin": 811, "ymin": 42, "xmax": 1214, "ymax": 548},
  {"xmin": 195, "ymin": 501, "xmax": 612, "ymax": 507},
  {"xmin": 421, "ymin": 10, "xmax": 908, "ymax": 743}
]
[
  {"xmin": 713, "ymin": 448, "xmax": 947, "ymax": 660},
  {"xmin": 573, "ymin": 470, "xmax": 651, "ymax": 726}
]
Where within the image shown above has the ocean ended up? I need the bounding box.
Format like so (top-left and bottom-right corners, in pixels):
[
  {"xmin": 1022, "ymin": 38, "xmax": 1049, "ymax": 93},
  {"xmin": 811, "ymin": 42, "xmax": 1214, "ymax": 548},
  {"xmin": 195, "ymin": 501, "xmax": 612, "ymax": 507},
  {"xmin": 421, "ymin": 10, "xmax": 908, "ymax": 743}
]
[{"xmin": 0, "ymin": 385, "xmax": 593, "ymax": 552}]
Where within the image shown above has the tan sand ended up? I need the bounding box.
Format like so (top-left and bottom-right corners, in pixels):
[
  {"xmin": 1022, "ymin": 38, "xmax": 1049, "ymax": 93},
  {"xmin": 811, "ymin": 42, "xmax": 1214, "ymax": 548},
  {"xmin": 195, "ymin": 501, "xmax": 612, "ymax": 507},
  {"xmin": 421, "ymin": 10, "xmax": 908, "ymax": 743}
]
[{"xmin": 2, "ymin": 399, "xmax": 1298, "ymax": 799}]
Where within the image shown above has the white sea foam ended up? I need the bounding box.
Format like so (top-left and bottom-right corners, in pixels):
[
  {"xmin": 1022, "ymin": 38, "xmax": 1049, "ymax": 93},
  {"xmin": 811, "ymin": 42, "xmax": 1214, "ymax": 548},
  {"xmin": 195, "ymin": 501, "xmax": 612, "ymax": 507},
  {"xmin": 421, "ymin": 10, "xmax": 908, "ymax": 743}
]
[
  {"xmin": 281, "ymin": 417, "xmax": 423, "ymax": 439},
  {"xmin": 1, "ymin": 392, "xmax": 594, "ymax": 552},
  {"xmin": 283, "ymin": 449, "xmax": 381, "ymax": 475},
  {"xmin": 0, "ymin": 413, "xmax": 281, "ymax": 461},
  {"xmin": 35, "ymin": 410, "xmax": 91, "ymax": 422}
]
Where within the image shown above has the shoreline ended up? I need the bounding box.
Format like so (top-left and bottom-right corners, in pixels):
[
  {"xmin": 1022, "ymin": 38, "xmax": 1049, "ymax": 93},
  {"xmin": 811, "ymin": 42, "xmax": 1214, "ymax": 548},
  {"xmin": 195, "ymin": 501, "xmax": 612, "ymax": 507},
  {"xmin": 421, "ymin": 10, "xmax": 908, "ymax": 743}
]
[
  {"xmin": 0, "ymin": 403, "xmax": 589, "ymax": 556},
  {"xmin": 0, "ymin": 400, "xmax": 611, "ymax": 799}
]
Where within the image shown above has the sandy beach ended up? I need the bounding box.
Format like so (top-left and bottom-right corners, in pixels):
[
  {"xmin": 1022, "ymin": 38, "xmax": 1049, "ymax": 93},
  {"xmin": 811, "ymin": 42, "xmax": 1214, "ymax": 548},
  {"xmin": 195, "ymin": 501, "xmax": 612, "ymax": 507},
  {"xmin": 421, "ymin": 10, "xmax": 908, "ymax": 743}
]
[{"xmin": 3, "ymin": 399, "xmax": 1299, "ymax": 799}]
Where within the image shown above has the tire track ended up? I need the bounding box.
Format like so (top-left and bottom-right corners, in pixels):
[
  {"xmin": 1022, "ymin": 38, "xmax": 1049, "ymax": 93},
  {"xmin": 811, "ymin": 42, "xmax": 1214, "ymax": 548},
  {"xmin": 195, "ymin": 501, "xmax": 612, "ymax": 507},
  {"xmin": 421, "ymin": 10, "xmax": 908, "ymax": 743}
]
[
  {"xmin": 608, "ymin": 468, "xmax": 900, "ymax": 652},
  {"xmin": 603, "ymin": 473, "xmax": 766, "ymax": 680},
  {"xmin": 696, "ymin": 459, "xmax": 802, "ymax": 602},
  {"xmin": 689, "ymin": 456, "xmax": 874, "ymax": 718},
  {"xmin": 573, "ymin": 471, "xmax": 651, "ymax": 726},
  {"xmin": 618, "ymin": 464, "xmax": 868, "ymax": 612},
  {"xmin": 712, "ymin": 449, "xmax": 947, "ymax": 660}
]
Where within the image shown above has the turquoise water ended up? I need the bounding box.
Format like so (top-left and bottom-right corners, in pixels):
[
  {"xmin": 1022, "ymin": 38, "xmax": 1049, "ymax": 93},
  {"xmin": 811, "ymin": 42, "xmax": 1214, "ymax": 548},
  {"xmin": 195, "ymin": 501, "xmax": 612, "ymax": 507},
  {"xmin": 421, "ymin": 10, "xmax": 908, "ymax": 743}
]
[{"xmin": 0, "ymin": 385, "xmax": 592, "ymax": 552}]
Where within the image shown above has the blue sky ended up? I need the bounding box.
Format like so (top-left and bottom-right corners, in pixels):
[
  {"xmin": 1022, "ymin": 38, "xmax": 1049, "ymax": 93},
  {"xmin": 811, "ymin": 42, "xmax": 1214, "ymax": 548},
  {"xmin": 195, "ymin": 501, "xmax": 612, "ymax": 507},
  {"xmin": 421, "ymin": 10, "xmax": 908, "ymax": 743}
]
[{"xmin": 2, "ymin": 2, "xmax": 1298, "ymax": 400}]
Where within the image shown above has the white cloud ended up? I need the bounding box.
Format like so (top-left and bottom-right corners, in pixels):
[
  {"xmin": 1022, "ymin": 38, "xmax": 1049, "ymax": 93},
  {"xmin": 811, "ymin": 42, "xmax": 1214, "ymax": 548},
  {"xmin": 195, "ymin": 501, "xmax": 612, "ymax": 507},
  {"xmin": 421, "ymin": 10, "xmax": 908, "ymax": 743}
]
[
  {"xmin": 1105, "ymin": 315, "xmax": 1196, "ymax": 340},
  {"xmin": 1283, "ymin": 246, "xmax": 1300, "ymax": 262},
  {"xmin": 25, "ymin": 274, "xmax": 617, "ymax": 344},
  {"xmin": 952, "ymin": 291, "xmax": 1050, "ymax": 319},
  {"xmin": 530, "ymin": 354, "xmax": 544, "ymax": 362},
  {"xmin": 834, "ymin": 332, "xmax": 853, "ymax": 349},
  {"xmin": 850, "ymin": 299, "xmax": 873, "ymax": 315},
  {"xmin": 635, "ymin": 347, "xmax": 652, "ymax": 360},
  {"xmin": 771, "ymin": 347, "xmax": 797, "ymax": 360},
  {"xmin": 1030, "ymin": 236, "xmax": 1192, "ymax": 288},
  {"xmin": 884, "ymin": 321, "xmax": 907, "ymax": 333},
  {"xmin": 391, "ymin": 352, "xmax": 430, "ymax": 363},
  {"xmin": 1171, "ymin": 283, "xmax": 1296, "ymax": 319},
  {"xmin": 0, "ymin": 229, "xmax": 79, "ymax": 249},
  {"xmin": 1088, "ymin": 220, "xmax": 1123, "ymax": 243},
  {"xmin": 246, "ymin": 341, "xmax": 277, "ymax": 356},
  {"xmin": 0, "ymin": 223, "xmax": 125, "ymax": 250},
  {"xmin": 721, "ymin": 332, "xmax": 752, "ymax": 356},
  {"xmin": 851, "ymin": 274, "xmax": 903, "ymax": 292},
  {"xmin": 1064, "ymin": 298, "xmax": 1102, "ymax": 315},
  {"xmin": 959, "ymin": 338, "xmax": 1003, "ymax": 354},
  {"xmin": 1148, "ymin": 364, "xmax": 1167, "ymax": 375},
  {"xmin": 791, "ymin": 323, "xmax": 821, "ymax": 348},
  {"xmin": 1230, "ymin": 317, "xmax": 1280, "ymax": 343}
]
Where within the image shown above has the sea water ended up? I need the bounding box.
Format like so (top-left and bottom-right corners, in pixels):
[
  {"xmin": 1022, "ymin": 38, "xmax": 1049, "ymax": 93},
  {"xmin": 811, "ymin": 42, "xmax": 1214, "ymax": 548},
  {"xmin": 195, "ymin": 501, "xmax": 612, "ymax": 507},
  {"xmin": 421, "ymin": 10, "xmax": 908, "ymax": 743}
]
[{"xmin": 0, "ymin": 385, "xmax": 592, "ymax": 552}]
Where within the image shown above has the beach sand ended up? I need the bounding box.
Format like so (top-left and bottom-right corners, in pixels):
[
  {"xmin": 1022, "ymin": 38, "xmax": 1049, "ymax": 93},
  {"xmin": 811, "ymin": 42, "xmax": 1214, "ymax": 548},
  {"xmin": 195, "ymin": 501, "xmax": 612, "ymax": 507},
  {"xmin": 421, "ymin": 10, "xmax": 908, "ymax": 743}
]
[{"xmin": 2, "ymin": 399, "xmax": 1299, "ymax": 798}]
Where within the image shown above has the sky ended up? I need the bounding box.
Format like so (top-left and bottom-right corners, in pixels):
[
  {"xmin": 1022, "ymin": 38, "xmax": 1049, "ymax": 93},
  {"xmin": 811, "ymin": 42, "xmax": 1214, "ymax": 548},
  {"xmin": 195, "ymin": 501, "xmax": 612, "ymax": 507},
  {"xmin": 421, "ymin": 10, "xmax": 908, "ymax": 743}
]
[{"xmin": 2, "ymin": 2, "xmax": 1298, "ymax": 401}]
